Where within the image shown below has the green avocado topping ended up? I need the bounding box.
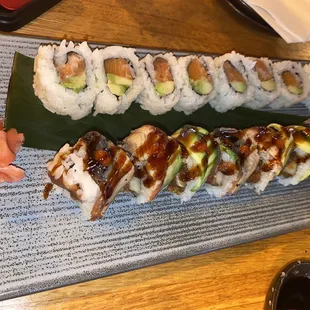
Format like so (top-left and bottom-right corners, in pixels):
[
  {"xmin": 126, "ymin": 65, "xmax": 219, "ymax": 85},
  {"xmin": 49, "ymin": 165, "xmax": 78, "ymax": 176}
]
[
  {"xmin": 287, "ymin": 85, "xmax": 303, "ymax": 95},
  {"xmin": 230, "ymin": 81, "xmax": 247, "ymax": 93},
  {"xmin": 106, "ymin": 73, "xmax": 133, "ymax": 96},
  {"xmin": 190, "ymin": 79, "xmax": 213, "ymax": 95},
  {"xmin": 220, "ymin": 144, "xmax": 238, "ymax": 163},
  {"xmin": 261, "ymin": 79, "xmax": 276, "ymax": 92},
  {"xmin": 62, "ymin": 73, "xmax": 87, "ymax": 93},
  {"xmin": 154, "ymin": 81, "xmax": 175, "ymax": 96},
  {"xmin": 106, "ymin": 73, "xmax": 133, "ymax": 87}
]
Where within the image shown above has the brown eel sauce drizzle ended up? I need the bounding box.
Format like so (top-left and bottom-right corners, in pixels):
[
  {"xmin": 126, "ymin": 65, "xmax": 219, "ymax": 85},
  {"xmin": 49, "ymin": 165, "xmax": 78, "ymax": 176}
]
[
  {"xmin": 134, "ymin": 127, "xmax": 179, "ymax": 189},
  {"xmin": 168, "ymin": 126, "xmax": 212, "ymax": 193},
  {"xmin": 82, "ymin": 132, "xmax": 133, "ymax": 220},
  {"xmin": 47, "ymin": 131, "xmax": 133, "ymax": 221},
  {"xmin": 43, "ymin": 183, "xmax": 53, "ymax": 199},
  {"xmin": 247, "ymin": 126, "xmax": 288, "ymax": 183}
]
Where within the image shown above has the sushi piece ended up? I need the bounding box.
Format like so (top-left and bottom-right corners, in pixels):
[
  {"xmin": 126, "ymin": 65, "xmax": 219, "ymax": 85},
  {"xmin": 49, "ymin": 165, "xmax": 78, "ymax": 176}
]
[
  {"xmin": 33, "ymin": 40, "xmax": 96, "ymax": 120},
  {"xmin": 213, "ymin": 128, "xmax": 260, "ymax": 188},
  {"xmin": 245, "ymin": 58, "xmax": 279, "ymax": 109},
  {"xmin": 269, "ymin": 61, "xmax": 308, "ymax": 109},
  {"xmin": 173, "ymin": 56, "xmax": 218, "ymax": 114},
  {"xmin": 137, "ymin": 53, "xmax": 181, "ymax": 115},
  {"xmin": 168, "ymin": 126, "xmax": 218, "ymax": 202},
  {"xmin": 210, "ymin": 52, "xmax": 254, "ymax": 113},
  {"xmin": 46, "ymin": 131, "xmax": 134, "ymax": 220},
  {"xmin": 93, "ymin": 46, "xmax": 144, "ymax": 115},
  {"xmin": 278, "ymin": 126, "xmax": 310, "ymax": 186},
  {"xmin": 245, "ymin": 124, "xmax": 294, "ymax": 193},
  {"xmin": 122, "ymin": 125, "xmax": 182, "ymax": 203},
  {"xmin": 205, "ymin": 131, "xmax": 242, "ymax": 197}
]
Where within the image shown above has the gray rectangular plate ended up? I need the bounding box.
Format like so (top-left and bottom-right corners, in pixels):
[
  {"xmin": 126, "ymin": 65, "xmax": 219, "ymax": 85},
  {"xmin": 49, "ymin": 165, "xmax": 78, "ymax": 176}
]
[{"xmin": 0, "ymin": 34, "xmax": 310, "ymax": 301}]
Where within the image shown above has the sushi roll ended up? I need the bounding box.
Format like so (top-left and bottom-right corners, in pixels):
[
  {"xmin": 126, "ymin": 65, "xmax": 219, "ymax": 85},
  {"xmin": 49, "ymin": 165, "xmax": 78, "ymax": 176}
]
[
  {"xmin": 46, "ymin": 131, "xmax": 134, "ymax": 220},
  {"xmin": 205, "ymin": 131, "xmax": 242, "ymax": 197},
  {"xmin": 93, "ymin": 46, "xmax": 144, "ymax": 115},
  {"xmin": 33, "ymin": 40, "xmax": 96, "ymax": 120},
  {"xmin": 245, "ymin": 58, "xmax": 279, "ymax": 109},
  {"xmin": 213, "ymin": 128, "xmax": 260, "ymax": 188},
  {"xmin": 168, "ymin": 126, "xmax": 218, "ymax": 202},
  {"xmin": 137, "ymin": 53, "xmax": 181, "ymax": 115},
  {"xmin": 269, "ymin": 61, "xmax": 308, "ymax": 109},
  {"xmin": 245, "ymin": 124, "xmax": 294, "ymax": 193},
  {"xmin": 210, "ymin": 51, "xmax": 254, "ymax": 113},
  {"xmin": 278, "ymin": 126, "xmax": 310, "ymax": 186},
  {"xmin": 122, "ymin": 125, "xmax": 182, "ymax": 203},
  {"xmin": 173, "ymin": 56, "xmax": 218, "ymax": 114}
]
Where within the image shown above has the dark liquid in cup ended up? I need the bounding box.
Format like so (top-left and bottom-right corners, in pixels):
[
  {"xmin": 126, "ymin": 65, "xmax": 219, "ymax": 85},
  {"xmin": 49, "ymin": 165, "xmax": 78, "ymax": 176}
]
[{"xmin": 276, "ymin": 277, "xmax": 310, "ymax": 310}]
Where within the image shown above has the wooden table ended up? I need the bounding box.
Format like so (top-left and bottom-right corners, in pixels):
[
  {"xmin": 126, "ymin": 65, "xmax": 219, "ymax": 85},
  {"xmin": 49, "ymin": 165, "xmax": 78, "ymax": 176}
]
[
  {"xmin": 1, "ymin": 0, "xmax": 310, "ymax": 309},
  {"xmin": 1, "ymin": 229, "xmax": 309, "ymax": 310},
  {"xmin": 11, "ymin": 0, "xmax": 310, "ymax": 60}
]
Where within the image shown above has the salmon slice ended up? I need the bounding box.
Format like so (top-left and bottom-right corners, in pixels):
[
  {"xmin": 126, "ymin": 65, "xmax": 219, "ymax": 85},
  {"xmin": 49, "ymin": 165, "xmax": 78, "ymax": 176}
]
[
  {"xmin": 223, "ymin": 61, "xmax": 246, "ymax": 83},
  {"xmin": 6, "ymin": 128, "xmax": 24, "ymax": 154},
  {"xmin": 282, "ymin": 71, "xmax": 302, "ymax": 88},
  {"xmin": 153, "ymin": 57, "xmax": 173, "ymax": 82},
  {"xmin": 255, "ymin": 60, "xmax": 273, "ymax": 81},
  {"xmin": 0, "ymin": 165, "xmax": 25, "ymax": 183},
  {"xmin": 104, "ymin": 58, "xmax": 134, "ymax": 80},
  {"xmin": 56, "ymin": 52, "xmax": 86, "ymax": 83},
  {"xmin": 0, "ymin": 131, "xmax": 16, "ymax": 167},
  {"xmin": 187, "ymin": 58, "xmax": 212, "ymax": 82}
]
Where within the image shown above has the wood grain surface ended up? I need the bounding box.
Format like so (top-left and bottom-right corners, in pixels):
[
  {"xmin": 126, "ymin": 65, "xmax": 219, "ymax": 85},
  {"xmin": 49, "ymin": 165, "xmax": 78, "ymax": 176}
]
[
  {"xmin": 0, "ymin": 229, "xmax": 309, "ymax": 310},
  {"xmin": 9, "ymin": 0, "xmax": 310, "ymax": 60},
  {"xmin": 1, "ymin": 0, "xmax": 310, "ymax": 309}
]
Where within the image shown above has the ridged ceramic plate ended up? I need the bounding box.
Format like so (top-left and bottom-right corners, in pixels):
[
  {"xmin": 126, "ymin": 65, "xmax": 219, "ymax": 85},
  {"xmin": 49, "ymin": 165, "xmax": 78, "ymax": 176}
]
[{"xmin": 0, "ymin": 34, "xmax": 310, "ymax": 301}]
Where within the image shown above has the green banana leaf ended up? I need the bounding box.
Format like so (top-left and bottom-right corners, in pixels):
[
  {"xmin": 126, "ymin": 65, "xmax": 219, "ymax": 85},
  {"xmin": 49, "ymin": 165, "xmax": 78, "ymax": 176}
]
[{"xmin": 5, "ymin": 52, "xmax": 308, "ymax": 151}]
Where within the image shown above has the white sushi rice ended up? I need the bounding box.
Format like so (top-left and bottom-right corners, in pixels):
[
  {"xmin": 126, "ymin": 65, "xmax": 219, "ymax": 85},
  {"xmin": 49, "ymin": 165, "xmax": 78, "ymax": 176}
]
[
  {"xmin": 173, "ymin": 55, "xmax": 218, "ymax": 115},
  {"xmin": 278, "ymin": 148, "xmax": 310, "ymax": 186},
  {"xmin": 93, "ymin": 46, "xmax": 144, "ymax": 115},
  {"xmin": 137, "ymin": 53, "xmax": 181, "ymax": 115},
  {"xmin": 278, "ymin": 158, "xmax": 310, "ymax": 186},
  {"xmin": 205, "ymin": 151, "xmax": 240, "ymax": 198},
  {"xmin": 128, "ymin": 174, "xmax": 162, "ymax": 204},
  {"xmin": 270, "ymin": 61, "xmax": 309, "ymax": 109},
  {"xmin": 172, "ymin": 156, "xmax": 201, "ymax": 203},
  {"xmin": 245, "ymin": 150, "xmax": 282, "ymax": 194},
  {"xmin": 245, "ymin": 57, "xmax": 280, "ymax": 109},
  {"xmin": 33, "ymin": 40, "xmax": 96, "ymax": 120},
  {"xmin": 206, "ymin": 173, "xmax": 239, "ymax": 198},
  {"xmin": 47, "ymin": 143, "xmax": 101, "ymax": 219},
  {"xmin": 210, "ymin": 51, "xmax": 254, "ymax": 113},
  {"xmin": 246, "ymin": 167, "xmax": 281, "ymax": 194}
]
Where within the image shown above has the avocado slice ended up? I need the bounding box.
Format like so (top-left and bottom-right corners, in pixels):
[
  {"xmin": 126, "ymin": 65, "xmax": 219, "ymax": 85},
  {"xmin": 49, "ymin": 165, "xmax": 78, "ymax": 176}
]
[
  {"xmin": 107, "ymin": 81, "xmax": 128, "ymax": 96},
  {"xmin": 220, "ymin": 144, "xmax": 238, "ymax": 163},
  {"xmin": 190, "ymin": 79, "xmax": 213, "ymax": 95},
  {"xmin": 172, "ymin": 126, "xmax": 211, "ymax": 191},
  {"xmin": 62, "ymin": 73, "xmax": 87, "ymax": 93},
  {"xmin": 205, "ymin": 145, "xmax": 218, "ymax": 178},
  {"xmin": 295, "ymin": 139, "xmax": 310, "ymax": 154},
  {"xmin": 261, "ymin": 79, "xmax": 276, "ymax": 92},
  {"xmin": 287, "ymin": 85, "xmax": 303, "ymax": 95},
  {"xmin": 230, "ymin": 81, "xmax": 247, "ymax": 93},
  {"xmin": 288, "ymin": 126, "xmax": 310, "ymax": 154},
  {"xmin": 268, "ymin": 123, "xmax": 294, "ymax": 165},
  {"xmin": 163, "ymin": 147, "xmax": 183, "ymax": 188},
  {"xmin": 154, "ymin": 81, "xmax": 175, "ymax": 96},
  {"xmin": 106, "ymin": 73, "xmax": 133, "ymax": 87}
]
